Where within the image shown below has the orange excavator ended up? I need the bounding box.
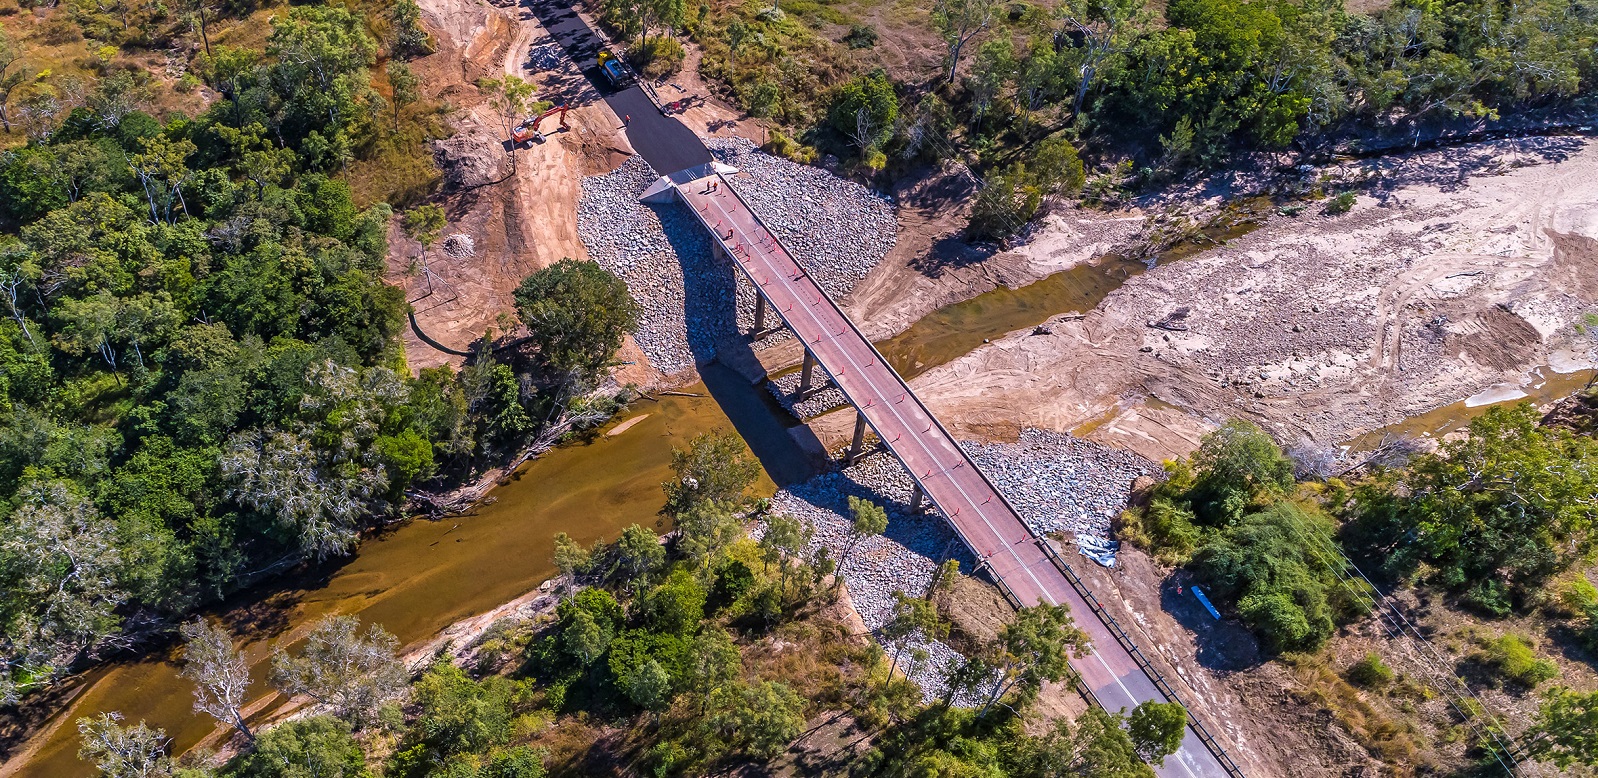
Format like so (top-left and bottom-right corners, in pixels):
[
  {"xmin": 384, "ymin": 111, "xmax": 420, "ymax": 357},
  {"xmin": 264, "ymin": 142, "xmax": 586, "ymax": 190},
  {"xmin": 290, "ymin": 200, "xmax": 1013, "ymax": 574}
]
[{"xmin": 511, "ymin": 104, "xmax": 570, "ymax": 146}]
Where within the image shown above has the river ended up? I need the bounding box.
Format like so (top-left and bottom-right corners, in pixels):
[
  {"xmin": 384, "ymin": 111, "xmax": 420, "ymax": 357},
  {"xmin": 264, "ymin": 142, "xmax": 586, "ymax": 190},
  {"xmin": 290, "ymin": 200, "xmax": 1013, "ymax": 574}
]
[{"xmin": 7, "ymin": 379, "xmax": 784, "ymax": 778}]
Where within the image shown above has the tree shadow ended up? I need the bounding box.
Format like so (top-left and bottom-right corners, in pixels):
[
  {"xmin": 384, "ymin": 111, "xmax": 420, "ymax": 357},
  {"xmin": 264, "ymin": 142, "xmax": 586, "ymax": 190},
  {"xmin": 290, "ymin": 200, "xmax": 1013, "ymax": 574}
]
[
  {"xmin": 906, "ymin": 233, "xmax": 995, "ymax": 279},
  {"xmin": 1158, "ymin": 572, "xmax": 1265, "ymax": 672}
]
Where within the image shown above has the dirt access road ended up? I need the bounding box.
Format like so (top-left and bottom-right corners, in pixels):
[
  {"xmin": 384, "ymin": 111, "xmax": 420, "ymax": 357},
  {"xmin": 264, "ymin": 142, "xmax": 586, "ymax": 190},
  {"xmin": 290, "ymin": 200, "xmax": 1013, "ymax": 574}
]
[{"xmin": 396, "ymin": 0, "xmax": 759, "ymax": 384}]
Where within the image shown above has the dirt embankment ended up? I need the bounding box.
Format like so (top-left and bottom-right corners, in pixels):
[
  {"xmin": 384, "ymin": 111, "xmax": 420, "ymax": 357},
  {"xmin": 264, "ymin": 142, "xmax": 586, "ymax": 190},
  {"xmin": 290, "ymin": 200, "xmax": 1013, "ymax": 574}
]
[
  {"xmin": 849, "ymin": 136, "xmax": 1598, "ymax": 458},
  {"xmin": 393, "ymin": 0, "xmax": 650, "ymax": 377}
]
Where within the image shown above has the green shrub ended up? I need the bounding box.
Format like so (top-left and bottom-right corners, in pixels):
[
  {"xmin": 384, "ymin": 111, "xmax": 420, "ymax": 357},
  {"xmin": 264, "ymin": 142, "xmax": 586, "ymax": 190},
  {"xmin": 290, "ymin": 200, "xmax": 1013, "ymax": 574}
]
[
  {"xmin": 1323, "ymin": 191, "xmax": 1356, "ymax": 215},
  {"xmin": 842, "ymin": 24, "xmax": 877, "ymax": 48},
  {"xmin": 1120, "ymin": 498, "xmax": 1202, "ymax": 565},
  {"xmin": 630, "ymin": 36, "xmax": 686, "ymax": 78},
  {"xmin": 1191, "ymin": 502, "xmax": 1351, "ymax": 652},
  {"xmin": 1480, "ymin": 634, "xmax": 1559, "ymax": 688},
  {"xmin": 234, "ymin": 716, "xmax": 367, "ymax": 778},
  {"xmin": 1556, "ymin": 577, "xmax": 1598, "ymax": 617},
  {"xmin": 763, "ymin": 131, "xmax": 817, "ymax": 164},
  {"xmin": 712, "ymin": 558, "xmax": 756, "ymax": 606},
  {"xmin": 1461, "ymin": 578, "xmax": 1514, "ymax": 618},
  {"xmin": 1347, "ymin": 653, "xmax": 1394, "ymax": 689}
]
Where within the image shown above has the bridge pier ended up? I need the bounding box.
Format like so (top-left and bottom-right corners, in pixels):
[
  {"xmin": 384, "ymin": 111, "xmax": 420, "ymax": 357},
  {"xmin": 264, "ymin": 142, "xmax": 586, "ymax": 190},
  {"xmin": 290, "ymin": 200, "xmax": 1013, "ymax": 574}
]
[
  {"xmin": 846, "ymin": 411, "xmax": 869, "ymax": 464},
  {"xmin": 799, "ymin": 349, "xmax": 816, "ymax": 395},
  {"xmin": 752, "ymin": 292, "xmax": 767, "ymax": 335},
  {"xmin": 910, "ymin": 484, "xmax": 926, "ymax": 513}
]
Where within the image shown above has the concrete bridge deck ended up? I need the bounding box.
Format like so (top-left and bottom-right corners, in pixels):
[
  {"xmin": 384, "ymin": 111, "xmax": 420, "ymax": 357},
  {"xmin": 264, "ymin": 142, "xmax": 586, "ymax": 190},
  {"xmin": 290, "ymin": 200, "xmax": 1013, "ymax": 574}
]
[{"xmin": 661, "ymin": 167, "xmax": 1241, "ymax": 778}]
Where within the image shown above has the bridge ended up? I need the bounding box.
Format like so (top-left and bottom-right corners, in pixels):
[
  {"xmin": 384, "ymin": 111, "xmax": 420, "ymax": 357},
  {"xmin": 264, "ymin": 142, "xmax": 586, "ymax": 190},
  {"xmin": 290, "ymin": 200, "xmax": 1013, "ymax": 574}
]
[
  {"xmin": 644, "ymin": 163, "xmax": 1242, "ymax": 778},
  {"xmin": 518, "ymin": 0, "xmax": 1244, "ymax": 771}
]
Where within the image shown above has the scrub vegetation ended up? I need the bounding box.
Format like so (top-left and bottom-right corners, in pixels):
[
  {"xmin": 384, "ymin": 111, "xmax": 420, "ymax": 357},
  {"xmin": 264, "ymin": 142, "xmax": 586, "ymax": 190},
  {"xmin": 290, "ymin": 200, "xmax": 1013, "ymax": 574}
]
[
  {"xmin": 78, "ymin": 430, "xmax": 1196, "ymax": 778},
  {"xmin": 1120, "ymin": 399, "xmax": 1598, "ymax": 772}
]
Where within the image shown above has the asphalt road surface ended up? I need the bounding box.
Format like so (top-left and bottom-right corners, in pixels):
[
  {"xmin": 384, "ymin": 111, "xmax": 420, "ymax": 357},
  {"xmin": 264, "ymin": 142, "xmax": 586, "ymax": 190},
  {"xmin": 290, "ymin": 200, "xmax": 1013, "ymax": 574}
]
[{"xmin": 526, "ymin": 0, "xmax": 711, "ymax": 174}]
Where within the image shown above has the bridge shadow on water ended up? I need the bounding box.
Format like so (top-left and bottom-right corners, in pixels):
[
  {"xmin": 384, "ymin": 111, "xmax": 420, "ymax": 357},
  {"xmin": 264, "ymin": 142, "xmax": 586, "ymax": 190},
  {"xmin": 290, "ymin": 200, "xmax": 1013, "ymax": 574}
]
[{"xmin": 649, "ymin": 197, "xmax": 828, "ymax": 488}]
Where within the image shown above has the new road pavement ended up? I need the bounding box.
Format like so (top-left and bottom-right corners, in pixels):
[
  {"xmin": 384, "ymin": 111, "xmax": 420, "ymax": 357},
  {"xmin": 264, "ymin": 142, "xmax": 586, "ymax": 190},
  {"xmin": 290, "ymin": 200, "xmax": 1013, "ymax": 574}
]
[{"xmin": 522, "ymin": 3, "xmax": 1240, "ymax": 773}]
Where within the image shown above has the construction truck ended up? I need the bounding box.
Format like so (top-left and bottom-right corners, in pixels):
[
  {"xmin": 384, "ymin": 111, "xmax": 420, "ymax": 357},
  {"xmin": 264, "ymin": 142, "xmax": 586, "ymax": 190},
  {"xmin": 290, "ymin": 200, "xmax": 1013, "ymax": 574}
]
[
  {"xmin": 511, "ymin": 104, "xmax": 570, "ymax": 146},
  {"xmin": 597, "ymin": 50, "xmax": 636, "ymax": 89}
]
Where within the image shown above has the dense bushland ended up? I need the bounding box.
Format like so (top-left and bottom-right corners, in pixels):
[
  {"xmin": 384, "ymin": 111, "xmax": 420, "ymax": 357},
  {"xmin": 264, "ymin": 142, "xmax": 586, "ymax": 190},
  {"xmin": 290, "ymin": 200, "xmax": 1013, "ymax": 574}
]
[{"xmin": 0, "ymin": 0, "xmax": 638, "ymax": 703}]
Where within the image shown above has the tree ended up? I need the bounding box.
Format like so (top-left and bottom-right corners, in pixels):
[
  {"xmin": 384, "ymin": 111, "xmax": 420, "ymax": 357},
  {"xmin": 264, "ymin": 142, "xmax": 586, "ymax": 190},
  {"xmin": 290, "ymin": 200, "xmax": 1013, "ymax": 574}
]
[
  {"xmin": 232, "ymin": 716, "xmax": 368, "ymax": 778},
  {"xmin": 638, "ymin": 0, "xmax": 686, "ymax": 48},
  {"xmin": 389, "ymin": 0, "xmax": 434, "ymax": 58},
  {"xmin": 1030, "ymin": 136, "xmax": 1087, "ymax": 195},
  {"xmin": 933, "ymin": 0, "xmax": 998, "ymax": 84},
  {"xmin": 704, "ymin": 680, "xmax": 805, "ymax": 759},
  {"xmin": 0, "ymin": 23, "xmax": 26, "ymax": 133},
  {"xmin": 883, "ymin": 591, "xmax": 947, "ymax": 682},
  {"xmin": 178, "ymin": 619, "xmax": 254, "ymax": 741},
  {"xmin": 674, "ymin": 500, "xmax": 744, "ymax": 567},
  {"xmin": 411, "ymin": 661, "xmax": 520, "ymax": 756},
  {"xmin": 828, "ymin": 70, "xmax": 899, "ymax": 153},
  {"xmin": 759, "ymin": 513, "xmax": 811, "ymax": 601},
  {"xmin": 643, "ymin": 567, "xmax": 707, "ymax": 635},
  {"xmin": 614, "ymin": 523, "xmax": 665, "ymax": 592},
  {"xmin": 270, "ymin": 615, "xmax": 407, "ymax": 728},
  {"xmin": 1192, "ymin": 502, "xmax": 1348, "ymax": 651},
  {"xmin": 76, "ymin": 713, "xmax": 171, "ymax": 778},
  {"xmin": 562, "ymin": 608, "xmax": 611, "ymax": 667},
  {"xmin": 838, "ymin": 496, "xmax": 888, "ymax": 587},
  {"xmin": 1374, "ymin": 404, "xmax": 1598, "ymax": 597},
  {"xmin": 1186, "ymin": 418, "xmax": 1294, "ymax": 525},
  {"xmin": 1127, "ymin": 701, "xmax": 1187, "ymax": 766},
  {"xmin": 0, "ymin": 479, "xmax": 128, "ymax": 689},
  {"xmin": 552, "ymin": 531, "xmax": 594, "ymax": 592},
  {"xmin": 1525, "ymin": 686, "xmax": 1598, "ymax": 769},
  {"xmin": 220, "ymin": 427, "xmax": 384, "ymax": 560},
  {"xmin": 180, "ymin": 0, "xmax": 215, "ymax": 56},
  {"xmin": 1057, "ymin": 0, "xmax": 1146, "ymax": 116},
  {"xmin": 386, "ymin": 62, "xmax": 419, "ymax": 132},
  {"xmin": 662, "ymin": 430, "xmax": 761, "ymax": 516},
  {"xmin": 967, "ymin": 39, "xmax": 1014, "ymax": 129},
  {"xmin": 513, "ymin": 259, "xmax": 638, "ymax": 384},
  {"xmin": 482, "ymin": 74, "xmax": 535, "ymax": 143},
  {"xmin": 683, "ymin": 628, "xmax": 741, "ymax": 713},
  {"xmin": 622, "ymin": 656, "xmax": 672, "ymax": 712},
  {"xmin": 974, "ymin": 603, "xmax": 1086, "ymax": 715},
  {"xmin": 402, "ymin": 203, "xmax": 445, "ymax": 256},
  {"xmin": 1013, "ymin": 707, "xmax": 1153, "ymax": 778}
]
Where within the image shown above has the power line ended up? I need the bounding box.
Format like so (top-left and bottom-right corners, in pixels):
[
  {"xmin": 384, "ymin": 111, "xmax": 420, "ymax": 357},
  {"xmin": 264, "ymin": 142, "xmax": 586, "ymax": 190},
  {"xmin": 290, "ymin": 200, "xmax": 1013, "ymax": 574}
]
[{"xmin": 1282, "ymin": 515, "xmax": 1525, "ymax": 776}]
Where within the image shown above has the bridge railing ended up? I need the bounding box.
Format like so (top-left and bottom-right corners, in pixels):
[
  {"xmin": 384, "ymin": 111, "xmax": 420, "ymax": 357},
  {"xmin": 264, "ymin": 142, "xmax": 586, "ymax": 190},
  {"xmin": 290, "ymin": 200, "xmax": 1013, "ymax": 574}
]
[{"xmin": 1035, "ymin": 539, "xmax": 1247, "ymax": 778}]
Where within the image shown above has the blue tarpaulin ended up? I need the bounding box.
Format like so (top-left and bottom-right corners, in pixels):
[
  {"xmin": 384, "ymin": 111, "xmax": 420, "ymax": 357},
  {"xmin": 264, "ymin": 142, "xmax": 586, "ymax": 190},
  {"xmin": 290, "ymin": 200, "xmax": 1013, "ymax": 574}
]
[{"xmin": 1191, "ymin": 585, "xmax": 1222, "ymax": 620}]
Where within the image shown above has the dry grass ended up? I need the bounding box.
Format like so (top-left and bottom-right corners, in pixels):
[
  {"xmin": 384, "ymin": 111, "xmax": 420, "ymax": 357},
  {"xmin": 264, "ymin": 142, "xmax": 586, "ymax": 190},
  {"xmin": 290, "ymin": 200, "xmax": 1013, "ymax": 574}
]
[{"xmin": 1287, "ymin": 652, "xmax": 1426, "ymax": 769}]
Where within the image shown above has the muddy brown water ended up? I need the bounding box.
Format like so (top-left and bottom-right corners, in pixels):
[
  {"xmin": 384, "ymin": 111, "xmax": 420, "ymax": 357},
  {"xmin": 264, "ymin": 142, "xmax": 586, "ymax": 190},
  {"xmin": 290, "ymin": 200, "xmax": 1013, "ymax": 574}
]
[
  {"xmin": 9, "ymin": 388, "xmax": 777, "ymax": 778},
  {"xmin": 879, "ymin": 255, "xmax": 1151, "ymax": 381},
  {"xmin": 1348, "ymin": 365, "xmax": 1594, "ymax": 452}
]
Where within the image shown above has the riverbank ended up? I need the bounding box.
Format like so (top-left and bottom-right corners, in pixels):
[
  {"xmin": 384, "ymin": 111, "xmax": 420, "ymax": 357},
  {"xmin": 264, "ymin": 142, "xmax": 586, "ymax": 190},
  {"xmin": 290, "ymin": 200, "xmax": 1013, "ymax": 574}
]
[{"xmin": 2, "ymin": 391, "xmax": 777, "ymax": 778}]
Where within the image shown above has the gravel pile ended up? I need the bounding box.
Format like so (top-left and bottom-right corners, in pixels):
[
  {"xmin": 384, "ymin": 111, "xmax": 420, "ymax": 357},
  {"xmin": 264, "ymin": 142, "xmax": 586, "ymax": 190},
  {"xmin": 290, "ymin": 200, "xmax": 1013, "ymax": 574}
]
[
  {"xmin": 769, "ymin": 429, "xmax": 1156, "ymax": 700},
  {"xmin": 965, "ymin": 429, "xmax": 1159, "ymax": 538},
  {"xmin": 576, "ymin": 142, "xmax": 898, "ymax": 376},
  {"xmin": 766, "ymin": 371, "xmax": 847, "ymax": 419},
  {"xmin": 708, "ymin": 137, "xmax": 897, "ymax": 300}
]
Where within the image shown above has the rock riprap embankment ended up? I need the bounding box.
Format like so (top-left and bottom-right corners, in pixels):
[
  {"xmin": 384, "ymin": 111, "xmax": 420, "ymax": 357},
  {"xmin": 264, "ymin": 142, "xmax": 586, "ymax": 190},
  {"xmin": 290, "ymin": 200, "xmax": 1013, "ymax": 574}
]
[
  {"xmin": 577, "ymin": 139, "xmax": 896, "ymax": 376},
  {"xmin": 769, "ymin": 428, "xmax": 1156, "ymax": 699}
]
